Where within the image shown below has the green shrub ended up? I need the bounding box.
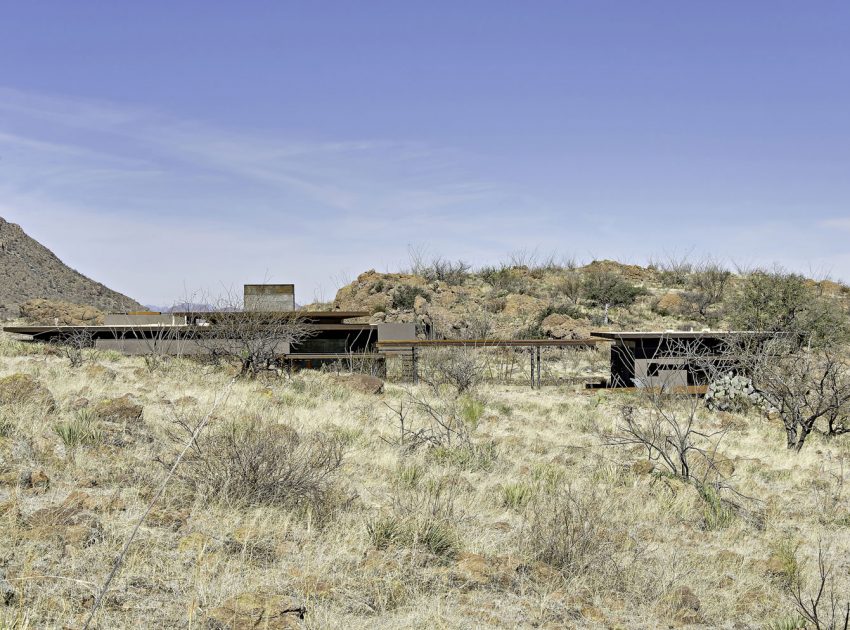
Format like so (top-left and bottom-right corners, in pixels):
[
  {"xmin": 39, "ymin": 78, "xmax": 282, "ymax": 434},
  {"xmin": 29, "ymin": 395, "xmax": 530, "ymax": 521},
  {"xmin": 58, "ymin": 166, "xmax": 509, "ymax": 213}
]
[
  {"xmin": 54, "ymin": 412, "xmax": 101, "ymax": 450},
  {"xmin": 501, "ymin": 482, "xmax": 534, "ymax": 510},
  {"xmin": 698, "ymin": 483, "xmax": 735, "ymax": 530},
  {"xmin": 393, "ymin": 285, "xmax": 431, "ymax": 310}
]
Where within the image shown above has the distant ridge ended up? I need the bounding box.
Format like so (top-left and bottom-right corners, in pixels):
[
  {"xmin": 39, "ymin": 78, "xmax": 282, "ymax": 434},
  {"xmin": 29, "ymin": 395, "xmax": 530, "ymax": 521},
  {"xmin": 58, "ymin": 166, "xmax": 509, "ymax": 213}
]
[{"xmin": 0, "ymin": 217, "xmax": 144, "ymax": 319}]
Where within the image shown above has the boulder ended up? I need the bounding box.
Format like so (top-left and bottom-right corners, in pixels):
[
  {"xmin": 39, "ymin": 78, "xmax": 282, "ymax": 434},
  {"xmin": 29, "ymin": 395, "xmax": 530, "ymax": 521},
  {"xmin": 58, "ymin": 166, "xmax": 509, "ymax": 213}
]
[
  {"xmin": 632, "ymin": 460, "xmax": 656, "ymax": 475},
  {"xmin": 18, "ymin": 469, "xmax": 50, "ymax": 492},
  {"xmin": 26, "ymin": 493, "xmax": 104, "ymax": 548},
  {"xmin": 332, "ymin": 374, "xmax": 384, "ymax": 395},
  {"xmin": 0, "ymin": 374, "xmax": 55, "ymax": 411},
  {"xmin": 663, "ymin": 586, "xmax": 703, "ymax": 624},
  {"xmin": 19, "ymin": 298, "xmax": 105, "ymax": 326},
  {"xmin": 655, "ymin": 292, "xmax": 685, "ymax": 315},
  {"xmin": 539, "ymin": 313, "xmax": 591, "ymax": 340},
  {"xmin": 502, "ymin": 294, "xmax": 545, "ymax": 318},
  {"xmin": 205, "ymin": 592, "xmax": 306, "ymax": 630},
  {"xmin": 0, "ymin": 570, "xmax": 16, "ymax": 606},
  {"xmin": 94, "ymin": 396, "xmax": 143, "ymax": 424}
]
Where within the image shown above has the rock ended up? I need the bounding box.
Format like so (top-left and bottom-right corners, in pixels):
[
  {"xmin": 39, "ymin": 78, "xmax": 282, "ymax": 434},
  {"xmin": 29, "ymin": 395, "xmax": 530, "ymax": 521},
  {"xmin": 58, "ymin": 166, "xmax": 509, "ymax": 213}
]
[
  {"xmin": 70, "ymin": 397, "xmax": 90, "ymax": 410},
  {"xmin": 84, "ymin": 364, "xmax": 116, "ymax": 381},
  {"xmin": 0, "ymin": 374, "xmax": 56, "ymax": 411},
  {"xmin": 632, "ymin": 460, "xmax": 655, "ymax": 475},
  {"xmin": 94, "ymin": 396, "xmax": 143, "ymax": 424},
  {"xmin": 453, "ymin": 552, "xmax": 492, "ymax": 586},
  {"xmin": 62, "ymin": 490, "xmax": 125, "ymax": 513},
  {"xmin": 540, "ymin": 313, "xmax": 591, "ymax": 340},
  {"xmin": 147, "ymin": 507, "xmax": 190, "ymax": 531},
  {"xmin": 655, "ymin": 292, "xmax": 685, "ymax": 315},
  {"xmin": 19, "ymin": 299, "xmax": 105, "ymax": 326},
  {"xmin": 663, "ymin": 586, "xmax": 703, "ymax": 624},
  {"xmin": 205, "ymin": 592, "xmax": 306, "ymax": 630},
  {"xmin": 27, "ymin": 495, "xmax": 104, "ymax": 548},
  {"xmin": 502, "ymin": 294, "xmax": 546, "ymax": 318},
  {"xmin": 413, "ymin": 295, "xmax": 428, "ymax": 313},
  {"xmin": 0, "ymin": 570, "xmax": 16, "ymax": 606},
  {"xmin": 19, "ymin": 469, "xmax": 50, "ymax": 492},
  {"xmin": 332, "ymin": 374, "xmax": 384, "ymax": 395}
]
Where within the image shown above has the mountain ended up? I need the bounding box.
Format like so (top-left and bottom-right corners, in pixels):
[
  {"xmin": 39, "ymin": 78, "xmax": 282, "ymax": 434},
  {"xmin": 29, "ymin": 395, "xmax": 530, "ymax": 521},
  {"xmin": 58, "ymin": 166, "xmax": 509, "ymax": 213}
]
[{"xmin": 0, "ymin": 217, "xmax": 144, "ymax": 319}]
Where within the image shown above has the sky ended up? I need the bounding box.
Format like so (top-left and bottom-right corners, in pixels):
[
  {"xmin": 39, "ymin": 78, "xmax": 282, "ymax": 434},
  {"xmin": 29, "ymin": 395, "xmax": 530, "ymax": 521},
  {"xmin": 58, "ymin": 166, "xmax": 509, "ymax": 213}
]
[{"xmin": 1, "ymin": 2, "xmax": 849, "ymax": 305}]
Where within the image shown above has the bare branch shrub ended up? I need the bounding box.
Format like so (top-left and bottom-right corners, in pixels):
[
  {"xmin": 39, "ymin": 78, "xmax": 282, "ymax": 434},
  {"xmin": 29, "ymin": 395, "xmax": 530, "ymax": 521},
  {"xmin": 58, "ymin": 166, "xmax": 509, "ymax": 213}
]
[
  {"xmin": 789, "ymin": 543, "xmax": 850, "ymax": 630},
  {"xmin": 737, "ymin": 339, "xmax": 850, "ymax": 451},
  {"xmin": 419, "ymin": 347, "xmax": 484, "ymax": 393},
  {"xmin": 163, "ymin": 416, "xmax": 347, "ymax": 516},
  {"xmin": 554, "ymin": 271, "xmax": 583, "ymax": 305},
  {"xmin": 520, "ymin": 485, "xmax": 632, "ymax": 582},
  {"xmin": 382, "ymin": 390, "xmax": 474, "ymax": 452},
  {"xmin": 683, "ymin": 260, "xmax": 731, "ymax": 318},
  {"xmin": 55, "ymin": 330, "xmax": 95, "ymax": 368},
  {"xmin": 650, "ymin": 252, "xmax": 694, "ymax": 287},
  {"xmin": 406, "ymin": 246, "xmax": 470, "ymax": 285},
  {"xmin": 189, "ymin": 290, "xmax": 312, "ymax": 378}
]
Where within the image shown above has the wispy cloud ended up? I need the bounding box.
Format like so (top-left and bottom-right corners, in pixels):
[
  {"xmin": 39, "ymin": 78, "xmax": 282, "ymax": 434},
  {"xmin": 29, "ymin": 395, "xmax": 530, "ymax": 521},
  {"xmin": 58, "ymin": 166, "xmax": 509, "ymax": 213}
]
[{"xmin": 0, "ymin": 86, "xmax": 544, "ymax": 302}]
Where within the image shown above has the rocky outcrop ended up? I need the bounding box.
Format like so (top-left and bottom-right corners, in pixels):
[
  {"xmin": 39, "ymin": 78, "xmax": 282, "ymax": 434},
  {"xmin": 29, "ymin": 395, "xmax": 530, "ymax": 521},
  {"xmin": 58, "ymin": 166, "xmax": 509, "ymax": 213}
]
[
  {"xmin": 19, "ymin": 298, "xmax": 105, "ymax": 326},
  {"xmin": 0, "ymin": 374, "xmax": 56, "ymax": 411}
]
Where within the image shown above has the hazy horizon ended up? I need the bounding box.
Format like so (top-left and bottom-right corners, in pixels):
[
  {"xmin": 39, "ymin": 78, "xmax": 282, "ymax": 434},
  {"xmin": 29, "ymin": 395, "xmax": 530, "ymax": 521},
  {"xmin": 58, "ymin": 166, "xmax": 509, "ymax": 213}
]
[{"xmin": 2, "ymin": 3, "xmax": 849, "ymax": 304}]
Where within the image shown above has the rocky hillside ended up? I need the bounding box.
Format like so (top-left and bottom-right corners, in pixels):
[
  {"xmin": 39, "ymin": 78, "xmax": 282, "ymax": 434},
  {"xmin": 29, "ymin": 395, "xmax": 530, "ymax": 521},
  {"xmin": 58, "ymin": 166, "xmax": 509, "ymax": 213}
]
[
  {"xmin": 330, "ymin": 259, "xmax": 849, "ymax": 339},
  {"xmin": 0, "ymin": 217, "xmax": 144, "ymax": 319}
]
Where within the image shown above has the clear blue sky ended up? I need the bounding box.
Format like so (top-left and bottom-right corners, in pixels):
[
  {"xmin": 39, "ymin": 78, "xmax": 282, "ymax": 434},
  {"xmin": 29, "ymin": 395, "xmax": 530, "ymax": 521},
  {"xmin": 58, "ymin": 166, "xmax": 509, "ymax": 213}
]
[{"xmin": 1, "ymin": 2, "xmax": 849, "ymax": 304}]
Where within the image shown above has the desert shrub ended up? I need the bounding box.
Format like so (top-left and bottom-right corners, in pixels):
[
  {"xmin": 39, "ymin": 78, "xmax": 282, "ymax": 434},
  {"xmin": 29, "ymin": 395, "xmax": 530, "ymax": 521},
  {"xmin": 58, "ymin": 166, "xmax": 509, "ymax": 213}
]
[
  {"xmin": 167, "ymin": 417, "xmax": 346, "ymax": 515},
  {"xmin": 727, "ymin": 268, "xmax": 849, "ymax": 345},
  {"xmin": 392, "ymin": 285, "xmax": 431, "ymax": 310},
  {"xmin": 520, "ymin": 486, "xmax": 621, "ymax": 579},
  {"xmin": 501, "ymin": 482, "xmax": 534, "ymax": 510},
  {"xmin": 553, "ymin": 271, "xmax": 583, "ymax": 304},
  {"xmin": 54, "ymin": 411, "xmax": 101, "ymax": 450},
  {"xmin": 428, "ymin": 439, "xmax": 497, "ymax": 471},
  {"xmin": 367, "ymin": 476, "xmax": 462, "ymax": 558},
  {"xmin": 408, "ymin": 249, "xmax": 471, "ymax": 285},
  {"xmin": 684, "ymin": 261, "xmax": 731, "ymax": 317},
  {"xmin": 650, "ymin": 254, "xmax": 694, "ymax": 287},
  {"xmin": 698, "ymin": 483, "xmax": 735, "ymax": 530},
  {"xmin": 479, "ymin": 265, "xmax": 528, "ymax": 294},
  {"xmin": 582, "ymin": 270, "xmax": 647, "ymax": 324},
  {"xmin": 419, "ymin": 347, "xmax": 484, "ymax": 393}
]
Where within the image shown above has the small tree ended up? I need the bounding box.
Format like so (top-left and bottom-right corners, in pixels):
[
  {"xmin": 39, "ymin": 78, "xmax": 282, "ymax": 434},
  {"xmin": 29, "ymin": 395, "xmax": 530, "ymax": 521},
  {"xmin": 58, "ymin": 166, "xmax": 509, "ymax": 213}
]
[
  {"xmin": 554, "ymin": 271, "xmax": 583, "ymax": 305},
  {"xmin": 727, "ymin": 268, "xmax": 848, "ymax": 345},
  {"xmin": 191, "ymin": 291, "xmax": 312, "ymax": 378},
  {"xmin": 683, "ymin": 261, "xmax": 731, "ymax": 318},
  {"xmin": 738, "ymin": 339, "xmax": 850, "ymax": 451},
  {"xmin": 582, "ymin": 270, "xmax": 645, "ymax": 325}
]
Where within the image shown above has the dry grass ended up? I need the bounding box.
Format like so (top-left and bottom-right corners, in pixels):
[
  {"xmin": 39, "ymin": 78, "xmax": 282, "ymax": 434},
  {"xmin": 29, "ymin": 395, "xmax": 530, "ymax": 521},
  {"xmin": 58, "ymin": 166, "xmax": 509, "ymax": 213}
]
[{"xmin": 1, "ymin": 330, "xmax": 850, "ymax": 628}]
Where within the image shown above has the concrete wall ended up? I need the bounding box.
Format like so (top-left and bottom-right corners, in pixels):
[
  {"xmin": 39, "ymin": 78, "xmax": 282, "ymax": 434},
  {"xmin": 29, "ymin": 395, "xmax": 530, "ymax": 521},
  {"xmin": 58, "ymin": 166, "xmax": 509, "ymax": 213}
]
[
  {"xmin": 104, "ymin": 314, "xmax": 186, "ymax": 326},
  {"xmin": 377, "ymin": 322, "xmax": 416, "ymax": 341},
  {"xmin": 244, "ymin": 284, "xmax": 295, "ymax": 312},
  {"xmin": 95, "ymin": 338, "xmax": 290, "ymax": 356}
]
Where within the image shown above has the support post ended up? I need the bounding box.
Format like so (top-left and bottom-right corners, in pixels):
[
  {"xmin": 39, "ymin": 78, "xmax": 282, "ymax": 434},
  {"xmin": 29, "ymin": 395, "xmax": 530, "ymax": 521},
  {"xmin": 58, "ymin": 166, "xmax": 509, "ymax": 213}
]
[
  {"xmin": 412, "ymin": 347, "xmax": 419, "ymax": 385},
  {"xmin": 536, "ymin": 346, "xmax": 541, "ymax": 388},
  {"xmin": 530, "ymin": 346, "xmax": 535, "ymax": 389}
]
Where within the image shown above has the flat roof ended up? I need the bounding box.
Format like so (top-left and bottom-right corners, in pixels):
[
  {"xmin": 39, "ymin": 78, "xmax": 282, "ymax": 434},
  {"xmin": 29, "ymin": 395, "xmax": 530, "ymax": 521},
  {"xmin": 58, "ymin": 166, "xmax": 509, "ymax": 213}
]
[
  {"xmin": 3, "ymin": 322, "xmax": 374, "ymax": 336},
  {"xmin": 377, "ymin": 338, "xmax": 605, "ymax": 348},
  {"xmin": 591, "ymin": 330, "xmax": 765, "ymax": 340}
]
